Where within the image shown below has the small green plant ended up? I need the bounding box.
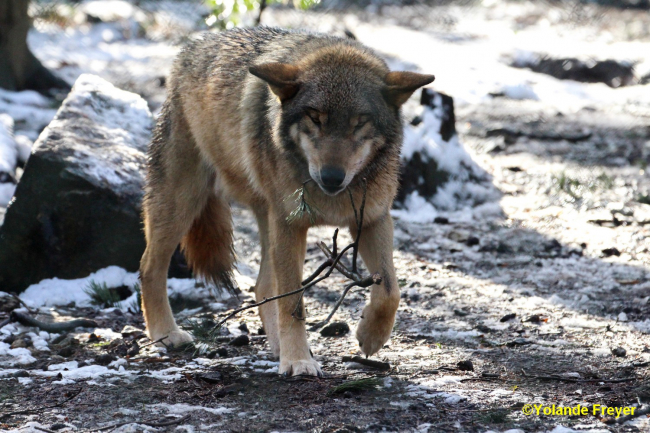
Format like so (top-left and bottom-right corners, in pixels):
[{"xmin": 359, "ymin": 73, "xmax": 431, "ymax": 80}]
[
  {"xmin": 204, "ymin": 0, "xmax": 319, "ymax": 29},
  {"xmin": 84, "ymin": 281, "xmax": 121, "ymax": 308},
  {"xmin": 285, "ymin": 183, "xmax": 321, "ymax": 224},
  {"xmin": 479, "ymin": 409, "xmax": 509, "ymax": 424},
  {"xmin": 551, "ymin": 171, "xmax": 614, "ymax": 200},
  {"xmin": 328, "ymin": 377, "xmax": 383, "ymax": 395},
  {"xmin": 185, "ymin": 318, "xmax": 218, "ymax": 344},
  {"xmin": 127, "ymin": 283, "xmax": 142, "ymax": 313},
  {"xmin": 637, "ymin": 194, "xmax": 650, "ymax": 205}
]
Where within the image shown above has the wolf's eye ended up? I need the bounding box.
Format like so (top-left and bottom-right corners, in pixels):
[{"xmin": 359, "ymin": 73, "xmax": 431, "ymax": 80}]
[
  {"xmin": 306, "ymin": 109, "xmax": 322, "ymax": 126},
  {"xmin": 355, "ymin": 115, "xmax": 370, "ymax": 129}
]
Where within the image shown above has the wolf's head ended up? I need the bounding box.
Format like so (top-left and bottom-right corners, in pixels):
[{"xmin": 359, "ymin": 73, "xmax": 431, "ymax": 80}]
[{"xmin": 250, "ymin": 44, "xmax": 434, "ymax": 196}]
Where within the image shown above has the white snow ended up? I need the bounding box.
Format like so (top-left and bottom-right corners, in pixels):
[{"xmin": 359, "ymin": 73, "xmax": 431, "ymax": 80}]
[
  {"xmin": 150, "ymin": 403, "xmax": 234, "ymax": 416},
  {"xmin": 20, "ymin": 266, "xmax": 136, "ymax": 308}
]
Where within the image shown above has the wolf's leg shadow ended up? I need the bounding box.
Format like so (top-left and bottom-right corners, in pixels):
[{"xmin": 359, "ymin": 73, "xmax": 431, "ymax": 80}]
[
  {"xmin": 268, "ymin": 214, "xmax": 322, "ymax": 376},
  {"xmin": 253, "ymin": 206, "xmax": 280, "ymax": 357},
  {"xmin": 140, "ymin": 104, "xmax": 218, "ymax": 348},
  {"xmin": 350, "ymin": 212, "xmax": 400, "ymax": 357}
]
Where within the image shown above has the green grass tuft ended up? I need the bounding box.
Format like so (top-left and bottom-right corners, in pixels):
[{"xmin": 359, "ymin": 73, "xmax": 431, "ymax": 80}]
[
  {"xmin": 84, "ymin": 281, "xmax": 122, "ymax": 308},
  {"xmin": 479, "ymin": 409, "xmax": 510, "ymax": 424}
]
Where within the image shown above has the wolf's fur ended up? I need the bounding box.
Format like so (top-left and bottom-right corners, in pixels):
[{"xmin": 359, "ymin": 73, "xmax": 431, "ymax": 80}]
[{"xmin": 140, "ymin": 27, "xmax": 434, "ymax": 376}]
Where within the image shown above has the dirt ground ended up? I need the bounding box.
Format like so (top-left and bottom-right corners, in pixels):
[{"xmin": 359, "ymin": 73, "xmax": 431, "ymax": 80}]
[{"xmin": 2, "ymin": 2, "xmax": 650, "ymax": 432}]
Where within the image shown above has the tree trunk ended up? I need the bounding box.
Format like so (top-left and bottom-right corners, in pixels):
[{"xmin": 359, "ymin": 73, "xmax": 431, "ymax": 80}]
[{"xmin": 0, "ymin": 0, "xmax": 70, "ymax": 94}]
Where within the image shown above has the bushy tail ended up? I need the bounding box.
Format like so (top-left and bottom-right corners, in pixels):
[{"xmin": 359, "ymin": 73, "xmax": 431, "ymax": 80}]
[{"xmin": 180, "ymin": 194, "xmax": 236, "ymax": 293}]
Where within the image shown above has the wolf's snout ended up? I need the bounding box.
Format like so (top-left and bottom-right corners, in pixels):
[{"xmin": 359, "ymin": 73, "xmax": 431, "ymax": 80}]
[{"xmin": 319, "ymin": 166, "xmax": 346, "ymax": 194}]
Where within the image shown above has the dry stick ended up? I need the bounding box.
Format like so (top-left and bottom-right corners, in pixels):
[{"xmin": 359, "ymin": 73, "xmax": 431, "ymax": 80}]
[
  {"xmin": 309, "ymin": 274, "xmax": 382, "ymax": 332},
  {"xmin": 521, "ymin": 369, "xmax": 636, "ymax": 383},
  {"xmin": 292, "ymin": 181, "xmax": 370, "ymax": 318},
  {"xmin": 211, "ymin": 243, "xmax": 355, "ymax": 331},
  {"xmin": 0, "ymin": 388, "xmax": 83, "ymax": 421},
  {"xmin": 616, "ymin": 405, "xmax": 650, "ymax": 424},
  {"xmin": 0, "ymin": 317, "xmax": 10, "ymax": 328},
  {"xmin": 85, "ymin": 414, "xmax": 191, "ymax": 433},
  {"xmin": 11, "ymin": 293, "xmax": 36, "ymax": 313},
  {"xmin": 318, "ymin": 242, "xmax": 359, "ymax": 281},
  {"xmin": 341, "ymin": 355, "xmax": 390, "ymax": 371},
  {"xmin": 138, "ymin": 336, "xmax": 168, "ymax": 349},
  {"xmin": 9, "ymin": 311, "xmax": 98, "ymax": 333}
]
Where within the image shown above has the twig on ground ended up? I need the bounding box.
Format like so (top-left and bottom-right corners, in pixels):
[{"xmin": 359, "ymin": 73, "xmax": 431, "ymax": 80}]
[
  {"xmin": 341, "ymin": 356, "xmax": 390, "ymax": 371},
  {"xmin": 10, "ymin": 294, "xmax": 37, "ymax": 313},
  {"xmin": 138, "ymin": 336, "xmax": 168, "ymax": 349},
  {"xmin": 521, "ymin": 369, "xmax": 636, "ymax": 383},
  {"xmin": 309, "ymin": 273, "xmax": 381, "ymax": 331},
  {"xmin": 0, "ymin": 317, "xmax": 10, "ymax": 328},
  {"xmin": 0, "ymin": 388, "xmax": 82, "ymax": 421},
  {"xmin": 616, "ymin": 405, "xmax": 650, "ymax": 424},
  {"xmin": 85, "ymin": 414, "xmax": 191, "ymax": 433},
  {"xmin": 9, "ymin": 311, "xmax": 97, "ymax": 333}
]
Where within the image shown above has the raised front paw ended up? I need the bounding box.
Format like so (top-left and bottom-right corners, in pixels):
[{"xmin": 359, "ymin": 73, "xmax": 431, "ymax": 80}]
[
  {"xmin": 150, "ymin": 328, "xmax": 194, "ymax": 348},
  {"xmin": 356, "ymin": 304, "xmax": 396, "ymax": 357},
  {"xmin": 279, "ymin": 358, "xmax": 322, "ymax": 377}
]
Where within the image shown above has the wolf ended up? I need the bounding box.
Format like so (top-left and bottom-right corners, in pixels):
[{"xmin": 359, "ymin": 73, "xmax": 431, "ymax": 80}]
[{"xmin": 139, "ymin": 26, "xmax": 434, "ymax": 376}]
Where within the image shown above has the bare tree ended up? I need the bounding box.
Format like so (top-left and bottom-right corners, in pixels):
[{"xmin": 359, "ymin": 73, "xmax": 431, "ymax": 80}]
[{"xmin": 0, "ymin": 0, "xmax": 70, "ymax": 94}]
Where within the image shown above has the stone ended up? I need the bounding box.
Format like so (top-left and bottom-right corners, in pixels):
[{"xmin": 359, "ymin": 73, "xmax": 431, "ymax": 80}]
[
  {"xmin": 395, "ymin": 88, "xmax": 498, "ymax": 212},
  {"xmin": 0, "ymin": 74, "xmax": 188, "ymax": 293}
]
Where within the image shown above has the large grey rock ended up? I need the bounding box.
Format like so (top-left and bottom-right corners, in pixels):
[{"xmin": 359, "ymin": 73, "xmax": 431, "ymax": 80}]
[{"xmin": 0, "ymin": 74, "xmax": 187, "ymax": 294}]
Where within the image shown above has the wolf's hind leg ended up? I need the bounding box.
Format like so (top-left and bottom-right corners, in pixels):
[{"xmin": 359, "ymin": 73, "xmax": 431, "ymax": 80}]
[
  {"xmin": 253, "ymin": 207, "xmax": 280, "ymax": 357},
  {"xmin": 140, "ymin": 104, "xmax": 225, "ymax": 347}
]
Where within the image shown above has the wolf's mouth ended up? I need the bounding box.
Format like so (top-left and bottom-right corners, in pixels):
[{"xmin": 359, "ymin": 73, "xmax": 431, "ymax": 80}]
[{"xmin": 317, "ymin": 183, "xmax": 345, "ymax": 196}]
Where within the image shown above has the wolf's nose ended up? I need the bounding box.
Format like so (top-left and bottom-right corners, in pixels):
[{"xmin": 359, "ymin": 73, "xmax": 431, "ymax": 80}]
[{"xmin": 320, "ymin": 166, "xmax": 346, "ymax": 188}]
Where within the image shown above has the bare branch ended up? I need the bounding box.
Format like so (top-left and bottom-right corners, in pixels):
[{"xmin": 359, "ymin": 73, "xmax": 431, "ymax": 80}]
[
  {"xmin": 309, "ymin": 273, "xmax": 382, "ymax": 331},
  {"xmin": 9, "ymin": 311, "xmax": 98, "ymax": 333}
]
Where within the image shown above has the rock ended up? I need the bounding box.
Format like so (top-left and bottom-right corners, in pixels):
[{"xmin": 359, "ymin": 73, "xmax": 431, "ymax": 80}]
[
  {"xmin": 57, "ymin": 346, "xmax": 76, "ymax": 357},
  {"xmin": 0, "ymin": 293, "xmax": 20, "ymax": 312},
  {"xmin": 611, "ymin": 347, "xmax": 627, "ymax": 357},
  {"xmin": 466, "ymin": 236, "xmax": 480, "ymax": 247},
  {"xmin": 11, "ymin": 370, "xmax": 29, "ymax": 378},
  {"xmin": 238, "ymin": 322, "xmax": 250, "ymax": 334},
  {"xmin": 0, "ymin": 74, "xmax": 188, "ymax": 293},
  {"xmin": 511, "ymin": 54, "xmax": 635, "ymax": 88},
  {"xmin": 602, "ymin": 247, "xmax": 621, "ymax": 257},
  {"xmin": 457, "ymin": 360, "xmax": 474, "ymax": 371},
  {"xmin": 320, "ymin": 321, "xmax": 350, "ymax": 337},
  {"xmin": 95, "ymin": 353, "xmax": 117, "ymax": 366},
  {"xmin": 216, "ymin": 347, "xmax": 229, "ymax": 357},
  {"xmin": 0, "ymin": 114, "xmax": 18, "ymax": 208},
  {"xmin": 10, "ymin": 338, "xmax": 29, "ymax": 349},
  {"xmin": 394, "ymin": 89, "xmax": 498, "ymax": 213},
  {"xmin": 198, "ymin": 372, "xmax": 223, "ymax": 384},
  {"xmin": 229, "ymin": 334, "xmax": 250, "ymax": 347}
]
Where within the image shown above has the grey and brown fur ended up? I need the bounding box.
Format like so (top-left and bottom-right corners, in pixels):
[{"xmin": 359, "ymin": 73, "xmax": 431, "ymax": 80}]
[{"xmin": 140, "ymin": 27, "xmax": 434, "ymax": 376}]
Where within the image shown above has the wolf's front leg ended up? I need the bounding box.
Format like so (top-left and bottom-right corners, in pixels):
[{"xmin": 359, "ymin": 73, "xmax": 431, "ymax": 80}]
[
  {"xmin": 351, "ymin": 212, "xmax": 400, "ymax": 357},
  {"xmin": 269, "ymin": 215, "xmax": 322, "ymax": 376}
]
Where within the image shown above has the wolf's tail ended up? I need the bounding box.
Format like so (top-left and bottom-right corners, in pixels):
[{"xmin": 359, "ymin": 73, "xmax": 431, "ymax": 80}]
[{"xmin": 180, "ymin": 194, "xmax": 237, "ymax": 293}]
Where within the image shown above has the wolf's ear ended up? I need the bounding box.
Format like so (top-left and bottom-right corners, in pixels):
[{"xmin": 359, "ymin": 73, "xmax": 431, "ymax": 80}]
[
  {"xmin": 249, "ymin": 63, "xmax": 300, "ymax": 102},
  {"xmin": 383, "ymin": 72, "xmax": 435, "ymax": 107}
]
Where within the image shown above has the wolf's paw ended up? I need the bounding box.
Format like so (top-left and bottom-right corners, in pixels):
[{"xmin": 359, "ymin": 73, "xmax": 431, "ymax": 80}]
[
  {"xmin": 279, "ymin": 358, "xmax": 322, "ymax": 377},
  {"xmin": 356, "ymin": 305, "xmax": 395, "ymax": 357},
  {"xmin": 153, "ymin": 329, "xmax": 194, "ymax": 348}
]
